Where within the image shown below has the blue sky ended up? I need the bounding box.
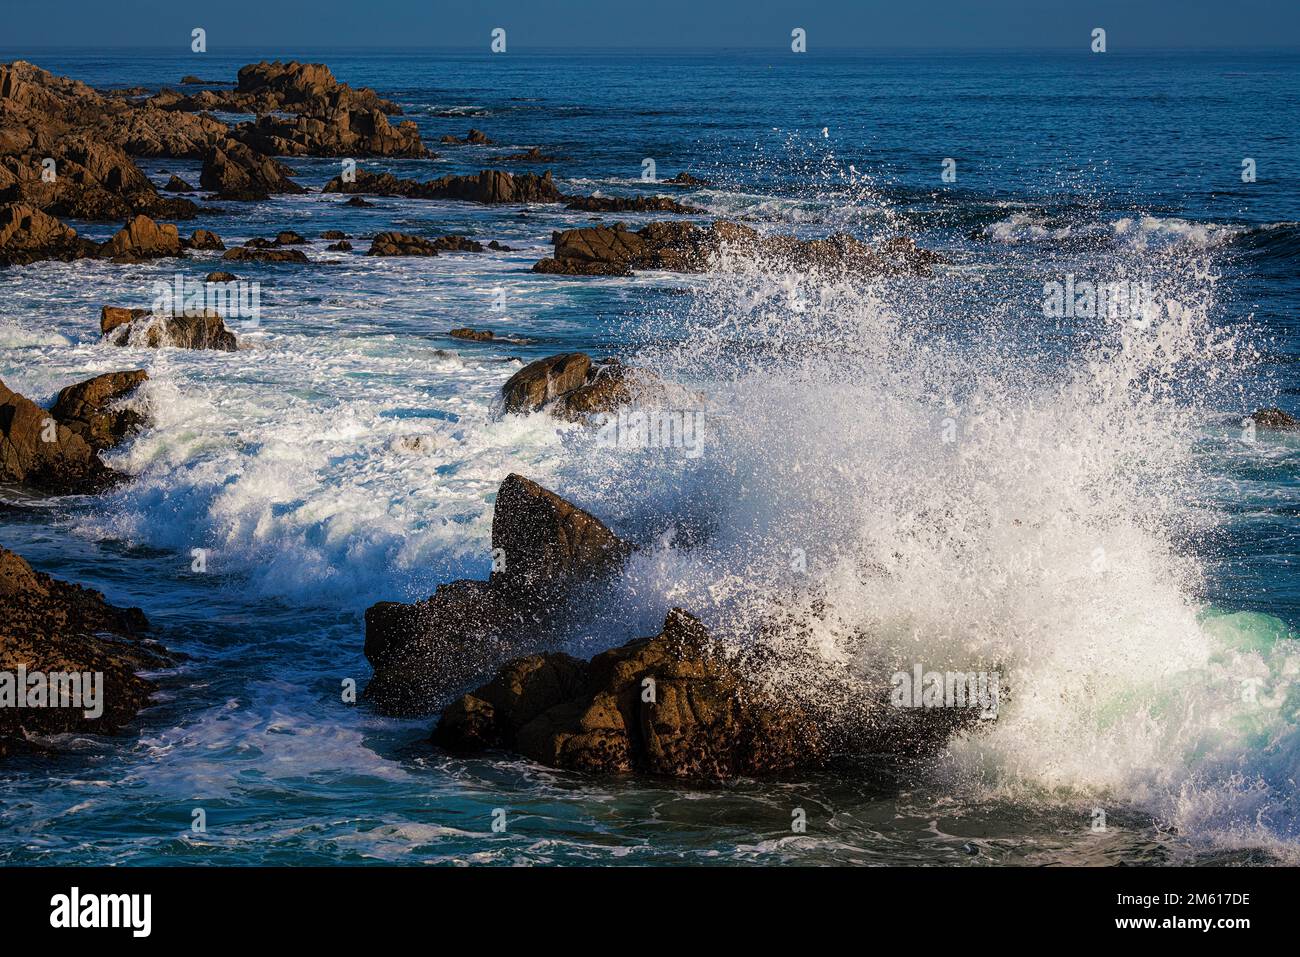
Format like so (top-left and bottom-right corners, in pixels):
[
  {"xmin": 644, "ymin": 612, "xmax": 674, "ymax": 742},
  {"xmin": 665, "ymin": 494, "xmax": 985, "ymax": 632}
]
[{"xmin": 3, "ymin": 0, "xmax": 1299, "ymax": 50}]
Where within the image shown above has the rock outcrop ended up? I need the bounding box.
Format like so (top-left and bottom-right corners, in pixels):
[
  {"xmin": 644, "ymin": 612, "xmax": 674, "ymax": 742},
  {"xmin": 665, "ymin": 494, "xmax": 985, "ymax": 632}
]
[
  {"xmin": 101, "ymin": 308, "xmax": 238, "ymax": 351},
  {"xmin": 199, "ymin": 141, "xmax": 304, "ymax": 200},
  {"xmin": 365, "ymin": 232, "xmax": 487, "ymax": 256},
  {"xmin": 99, "ymin": 213, "xmax": 183, "ymax": 262},
  {"xmin": 48, "ymin": 370, "xmax": 149, "ymax": 451},
  {"xmin": 364, "ymin": 474, "xmax": 632, "ymax": 716},
  {"xmin": 0, "ymin": 545, "xmax": 167, "ymax": 753},
  {"xmin": 533, "ymin": 221, "xmax": 945, "ymax": 277},
  {"xmin": 0, "ymin": 378, "xmax": 127, "ymax": 493},
  {"xmin": 564, "ymin": 195, "xmax": 703, "ymax": 215},
  {"xmin": 0, "ymin": 203, "xmax": 98, "ymax": 266},
  {"xmin": 433, "ymin": 608, "xmax": 825, "ymax": 780},
  {"xmin": 323, "ymin": 168, "xmax": 563, "ymax": 205},
  {"xmin": 1252, "ymin": 408, "xmax": 1299, "ymax": 432}
]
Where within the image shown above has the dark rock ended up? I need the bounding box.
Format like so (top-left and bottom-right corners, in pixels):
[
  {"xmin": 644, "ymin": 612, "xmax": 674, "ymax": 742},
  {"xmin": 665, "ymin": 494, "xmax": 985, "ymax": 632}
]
[
  {"xmin": 182, "ymin": 228, "xmax": 224, "ymax": 250},
  {"xmin": 564, "ymin": 195, "xmax": 703, "ymax": 215},
  {"xmin": 326, "ymin": 240, "xmax": 352, "ymax": 251},
  {"xmin": 501, "ymin": 353, "xmax": 593, "ymax": 413},
  {"xmin": 323, "ymin": 168, "xmax": 563, "ymax": 205},
  {"xmin": 221, "ymin": 246, "xmax": 309, "ymax": 263},
  {"xmin": 366, "ymin": 232, "xmax": 440, "ymax": 257},
  {"xmin": 662, "ymin": 172, "xmax": 709, "ymax": 187},
  {"xmin": 0, "ymin": 203, "xmax": 99, "ymax": 266},
  {"xmin": 495, "ymin": 147, "xmax": 559, "ymax": 164},
  {"xmin": 433, "ymin": 608, "xmax": 825, "ymax": 780},
  {"xmin": 0, "ymin": 545, "xmax": 169, "ymax": 750},
  {"xmin": 49, "ymin": 370, "xmax": 149, "ymax": 450},
  {"xmin": 102, "ymin": 309, "xmax": 238, "ymax": 351},
  {"xmin": 320, "ymin": 230, "xmax": 348, "ymax": 240},
  {"xmin": 450, "ymin": 328, "xmax": 495, "ymax": 342},
  {"xmin": 205, "ymin": 270, "xmax": 237, "ymax": 282},
  {"xmin": 162, "ymin": 174, "xmax": 195, "ymax": 192},
  {"xmin": 343, "ymin": 196, "xmax": 374, "ymax": 207},
  {"xmin": 441, "ymin": 128, "xmax": 493, "ymax": 145},
  {"xmin": 363, "ymin": 473, "xmax": 632, "ymax": 716},
  {"xmin": 1251, "ymin": 408, "xmax": 1299, "ymax": 431}
]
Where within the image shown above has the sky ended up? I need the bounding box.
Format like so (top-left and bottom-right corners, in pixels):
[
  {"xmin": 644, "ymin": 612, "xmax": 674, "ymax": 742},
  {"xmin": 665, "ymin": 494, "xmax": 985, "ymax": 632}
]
[{"xmin": 2, "ymin": 0, "xmax": 1298, "ymax": 50}]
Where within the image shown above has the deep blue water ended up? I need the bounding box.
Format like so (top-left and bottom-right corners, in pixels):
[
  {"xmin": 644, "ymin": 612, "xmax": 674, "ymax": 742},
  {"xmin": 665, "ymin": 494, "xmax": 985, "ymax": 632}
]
[{"xmin": 0, "ymin": 48, "xmax": 1297, "ymax": 865}]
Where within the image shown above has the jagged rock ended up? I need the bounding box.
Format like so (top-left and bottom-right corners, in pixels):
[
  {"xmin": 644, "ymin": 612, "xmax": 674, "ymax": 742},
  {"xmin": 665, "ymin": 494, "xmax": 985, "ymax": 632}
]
[
  {"xmin": 326, "ymin": 240, "xmax": 352, "ymax": 251},
  {"xmin": 234, "ymin": 108, "xmax": 427, "ymax": 159},
  {"xmin": 98, "ymin": 213, "xmax": 182, "ymax": 262},
  {"xmin": 366, "ymin": 232, "xmax": 440, "ymax": 257},
  {"xmin": 363, "ymin": 474, "xmax": 632, "ymax": 716},
  {"xmin": 163, "ymin": 174, "xmax": 194, "ymax": 192},
  {"xmin": 533, "ymin": 221, "xmax": 945, "ymax": 277},
  {"xmin": 199, "ymin": 141, "xmax": 303, "ymax": 201},
  {"xmin": 1252, "ymin": 408, "xmax": 1299, "ymax": 431},
  {"xmin": 0, "ymin": 379, "xmax": 122, "ymax": 493},
  {"xmin": 433, "ymin": 608, "xmax": 825, "ymax": 780},
  {"xmin": 49, "ymin": 370, "xmax": 149, "ymax": 450},
  {"xmin": 0, "ymin": 545, "xmax": 168, "ymax": 751},
  {"xmin": 221, "ymin": 246, "xmax": 309, "ymax": 263},
  {"xmin": 159, "ymin": 61, "xmax": 404, "ymax": 117},
  {"xmin": 183, "ymin": 228, "xmax": 224, "ymax": 250},
  {"xmin": 102, "ymin": 310, "xmax": 238, "ymax": 351},
  {"xmin": 450, "ymin": 328, "xmax": 495, "ymax": 342},
  {"xmin": 661, "ymin": 172, "xmax": 709, "ymax": 187},
  {"xmin": 0, "ymin": 203, "xmax": 98, "ymax": 266},
  {"xmin": 342, "ymin": 195, "xmax": 374, "ymax": 207},
  {"xmin": 501, "ymin": 353, "xmax": 593, "ymax": 413},
  {"xmin": 323, "ymin": 168, "xmax": 563, "ymax": 205},
  {"xmin": 564, "ymin": 195, "xmax": 703, "ymax": 215}
]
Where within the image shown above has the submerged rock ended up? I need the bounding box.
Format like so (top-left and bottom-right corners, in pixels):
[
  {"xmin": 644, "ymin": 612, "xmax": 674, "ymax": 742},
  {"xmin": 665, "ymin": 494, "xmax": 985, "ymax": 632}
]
[
  {"xmin": 433, "ymin": 608, "xmax": 825, "ymax": 780},
  {"xmin": 0, "ymin": 545, "xmax": 167, "ymax": 753},
  {"xmin": 363, "ymin": 473, "xmax": 632, "ymax": 716}
]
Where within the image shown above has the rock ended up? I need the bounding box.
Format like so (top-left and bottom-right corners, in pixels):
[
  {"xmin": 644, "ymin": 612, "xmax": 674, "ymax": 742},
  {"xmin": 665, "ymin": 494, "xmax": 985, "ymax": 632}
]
[
  {"xmin": 221, "ymin": 246, "xmax": 309, "ymax": 263},
  {"xmin": 323, "ymin": 168, "xmax": 563, "ymax": 205},
  {"xmin": 662, "ymin": 172, "xmax": 709, "ymax": 187},
  {"xmin": 441, "ymin": 129, "xmax": 493, "ymax": 145},
  {"xmin": 533, "ymin": 220, "xmax": 945, "ymax": 278},
  {"xmin": 366, "ymin": 232, "xmax": 441, "ymax": 257},
  {"xmin": 1251, "ymin": 408, "xmax": 1299, "ymax": 431},
  {"xmin": 0, "ymin": 545, "xmax": 168, "ymax": 751},
  {"xmin": 199, "ymin": 141, "xmax": 304, "ymax": 200},
  {"xmin": 163, "ymin": 174, "xmax": 195, "ymax": 192},
  {"xmin": 450, "ymin": 328, "xmax": 495, "ymax": 342},
  {"xmin": 343, "ymin": 196, "xmax": 374, "ymax": 208},
  {"xmin": 487, "ymin": 240, "xmax": 513, "ymax": 251},
  {"xmin": 233, "ymin": 108, "xmax": 427, "ymax": 159},
  {"xmin": 49, "ymin": 370, "xmax": 149, "ymax": 450},
  {"xmin": 102, "ymin": 310, "xmax": 238, "ymax": 351},
  {"xmin": 501, "ymin": 353, "xmax": 593, "ymax": 413},
  {"xmin": 430, "ymin": 235, "xmax": 485, "ymax": 253},
  {"xmin": 274, "ymin": 230, "xmax": 305, "ymax": 245},
  {"xmin": 363, "ymin": 473, "xmax": 632, "ymax": 716},
  {"xmin": 433, "ymin": 609, "xmax": 825, "ymax": 780},
  {"xmin": 495, "ymin": 147, "xmax": 559, "ymax": 164},
  {"xmin": 100, "ymin": 305, "xmax": 150, "ymax": 336},
  {"xmin": 326, "ymin": 240, "xmax": 352, "ymax": 251},
  {"xmin": 0, "ymin": 379, "xmax": 121, "ymax": 493},
  {"xmin": 320, "ymin": 230, "xmax": 347, "ymax": 240},
  {"xmin": 564, "ymin": 195, "xmax": 704, "ymax": 215},
  {"xmin": 182, "ymin": 228, "xmax": 224, "ymax": 250},
  {"xmin": 205, "ymin": 270, "xmax": 237, "ymax": 282},
  {"xmin": 98, "ymin": 213, "xmax": 183, "ymax": 262},
  {"xmin": 0, "ymin": 203, "xmax": 98, "ymax": 266}
]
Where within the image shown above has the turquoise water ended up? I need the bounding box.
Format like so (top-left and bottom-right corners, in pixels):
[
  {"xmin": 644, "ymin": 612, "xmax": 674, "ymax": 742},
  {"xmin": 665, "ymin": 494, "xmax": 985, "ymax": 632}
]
[{"xmin": 0, "ymin": 48, "xmax": 1297, "ymax": 865}]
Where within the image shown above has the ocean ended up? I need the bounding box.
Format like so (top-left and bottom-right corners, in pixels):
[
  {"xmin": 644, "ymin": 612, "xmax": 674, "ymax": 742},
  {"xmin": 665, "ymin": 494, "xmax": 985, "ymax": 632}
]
[{"xmin": 0, "ymin": 46, "xmax": 1297, "ymax": 865}]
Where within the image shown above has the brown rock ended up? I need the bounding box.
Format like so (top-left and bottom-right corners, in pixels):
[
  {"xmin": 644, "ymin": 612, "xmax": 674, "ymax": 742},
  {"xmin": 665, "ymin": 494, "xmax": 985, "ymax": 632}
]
[
  {"xmin": 0, "ymin": 545, "xmax": 168, "ymax": 750},
  {"xmin": 221, "ymin": 246, "xmax": 309, "ymax": 263},
  {"xmin": 501, "ymin": 353, "xmax": 593, "ymax": 413},
  {"xmin": 0, "ymin": 203, "xmax": 98, "ymax": 266},
  {"xmin": 98, "ymin": 213, "xmax": 183, "ymax": 262},
  {"xmin": 183, "ymin": 228, "xmax": 224, "ymax": 250},
  {"xmin": 49, "ymin": 370, "xmax": 149, "ymax": 450},
  {"xmin": 450, "ymin": 328, "xmax": 495, "ymax": 342},
  {"xmin": 434, "ymin": 609, "xmax": 825, "ymax": 780},
  {"xmin": 199, "ymin": 141, "xmax": 304, "ymax": 200},
  {"xmin": 1252, "ymin": 408, "xmax": 1299, "ymax": 431},
  {"xmin": 0, "ymin": 379, "xmax": 121, "ymax": 493},
  {"xmin": 103, "ymin": 310, "xmax": 238, "ymax": 351},
  {"xmin": 366, "ymin": 232, "xmax": 440, "ymax": 257},
  {"xmin": 323, "ymin": 168, "xmax": 563, "ymax": 205},
  {"xmin": 564, "ymin": 195, "xmax": 703, "ymax": 215}
]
